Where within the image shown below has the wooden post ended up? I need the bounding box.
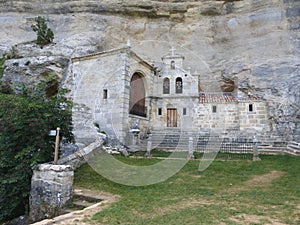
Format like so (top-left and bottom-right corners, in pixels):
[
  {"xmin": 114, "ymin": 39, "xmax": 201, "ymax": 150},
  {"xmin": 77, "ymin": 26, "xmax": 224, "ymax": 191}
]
[{"xmin": 54, "ymin": 127, "xmax": 60, "ymax": 165}]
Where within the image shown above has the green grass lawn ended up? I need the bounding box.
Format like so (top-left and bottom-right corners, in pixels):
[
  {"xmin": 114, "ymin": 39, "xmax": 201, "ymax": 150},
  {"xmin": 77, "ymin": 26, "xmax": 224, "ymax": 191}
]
[{"xmin": 74, "ymin": 154, "xmax": 300, "ymax": 225}]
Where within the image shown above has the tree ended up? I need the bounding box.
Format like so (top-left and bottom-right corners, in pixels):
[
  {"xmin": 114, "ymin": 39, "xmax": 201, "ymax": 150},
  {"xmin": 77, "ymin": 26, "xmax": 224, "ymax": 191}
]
[
  {"xmin": 31, "ymin": 16, "xmax": 54, "ymax": 47},
  {"xmin": 0, "ymin": 77, "xmax": 73, "ymax": 222}
]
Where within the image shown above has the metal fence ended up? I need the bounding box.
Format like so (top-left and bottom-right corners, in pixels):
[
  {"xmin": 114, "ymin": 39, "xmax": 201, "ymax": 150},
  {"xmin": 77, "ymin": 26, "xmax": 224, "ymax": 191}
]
[{"xmin": 196, "ymin": 136, "xmax": 254, "ymax": 159}]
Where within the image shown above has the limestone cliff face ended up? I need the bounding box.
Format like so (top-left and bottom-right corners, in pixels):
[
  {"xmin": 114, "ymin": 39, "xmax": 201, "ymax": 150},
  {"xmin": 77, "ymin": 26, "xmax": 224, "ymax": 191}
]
[{"xmin": 0, "ymin": 0, "xmax": 299, "ymax": 140}]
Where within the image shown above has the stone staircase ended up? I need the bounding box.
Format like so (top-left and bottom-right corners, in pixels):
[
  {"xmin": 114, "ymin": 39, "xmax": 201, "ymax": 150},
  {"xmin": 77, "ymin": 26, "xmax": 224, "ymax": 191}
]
[
  {"xmin": 286, "ymin": 141, "xmax": 300, "ymax": 156},
  {"xmin": 146, "ymin": 128, "xmax": 204, "ymax": 151},
  {"xmin": 142, "ymin": 129, "xmax": 251, "ymax": 152},
  {"xmin": 140, "ymin": 129, "xmax": 296, "ymax": 155},
  {"xmin": 256, "ymin": 133, "xmax": 287, "ymax": 155}
]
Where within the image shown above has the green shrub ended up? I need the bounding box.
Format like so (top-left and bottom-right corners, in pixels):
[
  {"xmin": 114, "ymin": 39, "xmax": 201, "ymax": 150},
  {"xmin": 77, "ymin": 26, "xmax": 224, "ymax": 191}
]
[
  {"xmin": 0, "ymin": 78, "xmax": 73, "ymax": 222},
  {"xmin": 31, "ymin": 16, "xmax": 54, "ymax": 47}
]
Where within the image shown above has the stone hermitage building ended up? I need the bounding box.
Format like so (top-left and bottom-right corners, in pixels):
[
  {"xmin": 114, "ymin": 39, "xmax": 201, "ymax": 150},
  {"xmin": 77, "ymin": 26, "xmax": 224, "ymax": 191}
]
[{"xmin": 68, "ymin": 46, "xmax": 269, "ymax": 147}]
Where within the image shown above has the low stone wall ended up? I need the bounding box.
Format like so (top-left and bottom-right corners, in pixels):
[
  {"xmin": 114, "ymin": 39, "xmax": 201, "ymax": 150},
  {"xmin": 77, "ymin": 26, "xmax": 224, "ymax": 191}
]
[
  {"xmin": 58, "ymin": 137, "xmax": 104, "ymax": 169},
  {"xmin": 29, "ymin": 164, "xmax": 74, "ymax": 223},
  {"xmin": 29, "ymin": 136, "xmax": 104, "ymax": 223}
]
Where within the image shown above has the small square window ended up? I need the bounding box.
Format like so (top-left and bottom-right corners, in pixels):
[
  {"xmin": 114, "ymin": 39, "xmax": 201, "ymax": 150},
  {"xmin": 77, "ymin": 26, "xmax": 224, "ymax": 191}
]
[
  {"xmin": 183, "ymin": 108, "xmax": 186, "ymax": 115},
  {"xmin": 212, "ymin": 105, "xmax": 217, "ymax": 113},
  {"xmin": 158, "ymin": 108, "xmax": 162, "ymax": 116},
  {"xmin": 103, "ymin": 89, "xmax": 108, "ymax": 99}
]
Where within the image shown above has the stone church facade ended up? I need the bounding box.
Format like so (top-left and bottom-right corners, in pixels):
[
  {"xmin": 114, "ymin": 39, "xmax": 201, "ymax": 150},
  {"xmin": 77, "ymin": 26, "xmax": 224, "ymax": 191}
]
[{"xmin": 69, "ymin": 46, "xmax": 270, "ymax": 146}]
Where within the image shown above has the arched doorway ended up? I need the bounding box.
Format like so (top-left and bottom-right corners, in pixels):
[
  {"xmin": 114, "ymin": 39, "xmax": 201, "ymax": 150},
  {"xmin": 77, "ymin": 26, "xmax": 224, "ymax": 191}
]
[{"xmin": 129, "ymin": 73, "xmax": 146, "ymax": 117}]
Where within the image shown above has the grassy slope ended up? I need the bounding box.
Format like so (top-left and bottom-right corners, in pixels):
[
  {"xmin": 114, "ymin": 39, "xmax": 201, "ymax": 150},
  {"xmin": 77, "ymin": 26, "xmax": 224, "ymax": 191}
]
[{"xmin": 74, "ymin": 155, "xmax": 300, "ymax": 225}]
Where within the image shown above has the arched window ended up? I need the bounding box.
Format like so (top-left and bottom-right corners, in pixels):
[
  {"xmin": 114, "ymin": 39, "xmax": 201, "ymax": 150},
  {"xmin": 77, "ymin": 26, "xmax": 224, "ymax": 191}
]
[
  {"xmin": 175, "ymin": 77, "xmax": 183, "ymax": 94},
  {"xmin": 171, "ymin": 60, "xmax": 175, "ymax": 69},
  {"xmin": 163, "ymin": 78, "xmax": 170, "ymax": 94},
  {"xmin": 129, "ymin": 73, "xmax": 146, "ymax": 117}
]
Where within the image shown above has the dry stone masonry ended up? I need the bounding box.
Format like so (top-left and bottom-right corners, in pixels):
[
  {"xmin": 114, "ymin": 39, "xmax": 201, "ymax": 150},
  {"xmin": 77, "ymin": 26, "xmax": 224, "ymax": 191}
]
[{"xmin": 29, "ymin": 164, "xmax": 74, "ymax": 223}]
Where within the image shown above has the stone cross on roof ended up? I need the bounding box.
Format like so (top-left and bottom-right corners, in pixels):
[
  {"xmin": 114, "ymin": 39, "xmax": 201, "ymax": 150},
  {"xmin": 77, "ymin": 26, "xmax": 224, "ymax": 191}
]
[
  {"xmin": 127, "ymin": 39, "xmax": 131, "ymax": 47},
  {"xmin": 169, "ymin": 46, "xmax": 176, "ymax": 57}
]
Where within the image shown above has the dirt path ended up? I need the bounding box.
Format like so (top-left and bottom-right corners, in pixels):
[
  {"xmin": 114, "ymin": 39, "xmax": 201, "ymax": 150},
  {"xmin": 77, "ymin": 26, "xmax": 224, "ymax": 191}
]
[
  {"xmin": 31, "ymin": 189, "xmax": 120, "ymax": 225},
  {"xmin": 228, "ymin": 170, "xmax": 285, "ymax": 193}
]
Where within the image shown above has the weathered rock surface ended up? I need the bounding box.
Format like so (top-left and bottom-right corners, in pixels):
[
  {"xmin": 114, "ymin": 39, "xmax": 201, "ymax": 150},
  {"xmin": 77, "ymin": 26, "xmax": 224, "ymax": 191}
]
[
  {"xmin": 0, "ymin": 0, "xmax": 299, "ymax": 140},
  {"xmin": 3, "ymin": 55, "xmax": 69, "ymax": 88}
]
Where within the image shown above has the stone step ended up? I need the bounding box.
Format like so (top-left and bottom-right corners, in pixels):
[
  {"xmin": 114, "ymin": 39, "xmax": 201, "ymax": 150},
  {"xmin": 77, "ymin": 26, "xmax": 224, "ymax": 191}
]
[
  {"xmin": 287, "ymin": 144, "xmax": 300, "ymax": 150},
  {"xmin": 286, "ymin": 142, "xmax": 300, "ymax": 156},
  {"xmin": 140, "ymin": 130, "xmax": 292, "ymax": 155},
  {"xmin": 285, "ymin": 148, "xmax": 300, "ymax": 156},
  {"xmin": 62, "ymin": 193, "xmax": 104, "ymax": 214},
  {"xmin": 72, "ymin": 200, "xmax": 94, "ymax": 208},
  {"xmin": 287, "ymin": 141, "xmax": 300, "ymax": 148},
  {"xmin": 257, "ymin": 146, "xmax": 287, "ymax": 155}
]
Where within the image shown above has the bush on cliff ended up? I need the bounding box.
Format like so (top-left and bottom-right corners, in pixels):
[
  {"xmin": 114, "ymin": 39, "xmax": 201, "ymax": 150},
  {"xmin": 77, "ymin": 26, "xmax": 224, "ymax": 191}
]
[
  {"xmin": 0, "ymin": 77, "xmax": 73, "ymax": 222},
  {"xmin": 31, "ymin": 16, "xmax": 54, "ymax": 47}
]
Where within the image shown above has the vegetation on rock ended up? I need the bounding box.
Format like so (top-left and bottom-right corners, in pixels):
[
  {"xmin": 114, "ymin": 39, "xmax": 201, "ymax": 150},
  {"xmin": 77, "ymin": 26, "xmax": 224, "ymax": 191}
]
[
  {"xmin": 0, "ymin": 58, "xmax": 4, "ymax": 85},
  {"xmin": 0, "ymin": 76, "xmax": 73, "ymax": 222},
  {"xmin": 31, "ymin": 16, "xmax": 54, "ymax": 47}
]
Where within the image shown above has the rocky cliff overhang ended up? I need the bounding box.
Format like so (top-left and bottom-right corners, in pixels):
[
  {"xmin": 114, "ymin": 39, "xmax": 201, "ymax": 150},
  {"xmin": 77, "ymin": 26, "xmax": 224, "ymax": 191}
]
[
  {"xmin": 0, "ymin": 0, "xmax": 299, "ymax": 141},
  {"xmin": 0, "ymin": 0, "xmax": 245, "ymax": 19}
]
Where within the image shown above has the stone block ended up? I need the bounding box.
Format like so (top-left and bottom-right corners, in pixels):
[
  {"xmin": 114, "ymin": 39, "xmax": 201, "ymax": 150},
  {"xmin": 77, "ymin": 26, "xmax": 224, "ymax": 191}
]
[
  {"xmin": 258, "ymin": 115, "xmax": 267, "ymax": 119},
  {"xmin": 256, "ymin": 107, "xmax": 266, "ymax": 110},
  {"xmin": 29, "ymin": 164, "xmax": 74, "ymax": 223}
]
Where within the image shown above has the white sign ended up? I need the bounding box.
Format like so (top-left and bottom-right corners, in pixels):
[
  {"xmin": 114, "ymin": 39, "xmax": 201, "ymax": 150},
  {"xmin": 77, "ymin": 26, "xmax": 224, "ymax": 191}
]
[{"xmin": 49, "ymin": 130, "xmax": 57, "ymax": 136}]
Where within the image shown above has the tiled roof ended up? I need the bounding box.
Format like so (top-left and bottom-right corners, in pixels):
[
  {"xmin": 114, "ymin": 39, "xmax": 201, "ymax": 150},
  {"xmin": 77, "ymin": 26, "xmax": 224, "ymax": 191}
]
[
  {"xmin": 199, "ymin": 92, "xmax": 237, "ymax": 103},
  {"xmin": 237, "ymin": 96, "xmax": 259, "ymax": 102}
]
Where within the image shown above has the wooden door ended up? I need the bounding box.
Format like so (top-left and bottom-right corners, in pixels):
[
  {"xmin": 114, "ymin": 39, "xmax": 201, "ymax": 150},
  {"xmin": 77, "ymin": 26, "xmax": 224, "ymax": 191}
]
[
  {"xmin": 129, "ymin": 73, "xmax": 146, "ymax": 117},
  {"xmin": 167, "ymin": 108, "xmax": 177, "ymax": 127}
]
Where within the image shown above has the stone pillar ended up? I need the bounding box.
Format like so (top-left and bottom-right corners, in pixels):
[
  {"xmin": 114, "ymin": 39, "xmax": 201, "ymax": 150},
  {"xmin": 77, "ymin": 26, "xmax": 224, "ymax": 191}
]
[
  {"xmin": 253, "ymin": 135, "xmax": 261, "ymax": 161},
  {"xmin": 188, "ymin": 137, "xmax": 195, "ymax": 159},
  {"xmin": 145, "ymin": 134, "xmax": 152, "ymax": 158},
  {"xmin": 29, "ymin": 164, "xmax": 74, "ymax": 223}
]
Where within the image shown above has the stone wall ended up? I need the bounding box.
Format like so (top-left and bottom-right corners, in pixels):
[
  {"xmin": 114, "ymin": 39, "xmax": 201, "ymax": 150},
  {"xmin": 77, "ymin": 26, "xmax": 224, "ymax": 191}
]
[
  {"xmin": 239, "ymin": 101, "xmax": 270, "ymax": 132},
  {"xmin": 58, "ymin": 137, "xmax": 104, "ymax": 168},
  {"xmin": 71, "ymin": 49, "xmax": 128, "ymax": 143},
  {"xmin": 196, "ymin": 100, "xmax": 270, "ymax": 132},
  {"xmin": 197, "ymin": 102, "xmax": 239, "ymax": 130},
  {"xmin": 29, "ymin": 164, "xmax": 74, "ymax": 223},
  {"xmin": 71, "ymin": 48, "xmax": 155, "ymax": 145},
  {"xmin": 151, "ymin": 96, "xmax": 199, "ymax": 130}
]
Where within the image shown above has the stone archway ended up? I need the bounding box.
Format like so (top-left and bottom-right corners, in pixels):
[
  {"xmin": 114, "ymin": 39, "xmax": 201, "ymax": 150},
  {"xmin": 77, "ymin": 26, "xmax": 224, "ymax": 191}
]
[{"xmin": 129, "ymin": 72, "xmax": 146, "ymax": 117}]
